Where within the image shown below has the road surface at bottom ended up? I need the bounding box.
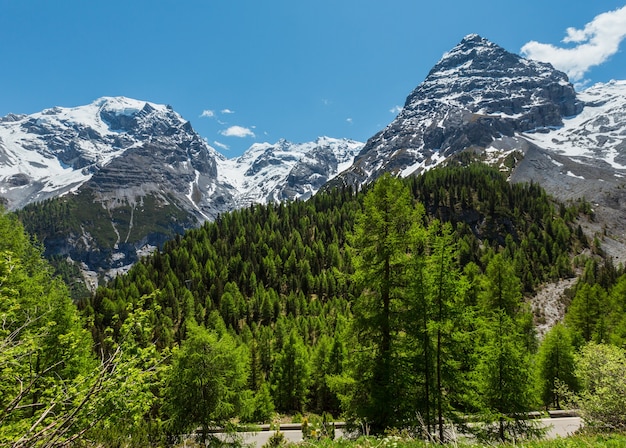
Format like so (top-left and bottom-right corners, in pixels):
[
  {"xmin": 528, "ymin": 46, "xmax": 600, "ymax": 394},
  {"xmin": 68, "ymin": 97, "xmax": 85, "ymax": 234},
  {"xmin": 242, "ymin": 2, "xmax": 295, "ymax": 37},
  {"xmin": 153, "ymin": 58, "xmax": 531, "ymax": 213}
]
[
  {"xmin": 223, "ymin": 417, "xmax": 582, "ymax": 447},
  {"xmin": 237, "ymin": 429, "xmax": 303, "ymax": 447},
  {"xmin": 543, "ymin": 416, "xmax": 582, "ymax": 439}
]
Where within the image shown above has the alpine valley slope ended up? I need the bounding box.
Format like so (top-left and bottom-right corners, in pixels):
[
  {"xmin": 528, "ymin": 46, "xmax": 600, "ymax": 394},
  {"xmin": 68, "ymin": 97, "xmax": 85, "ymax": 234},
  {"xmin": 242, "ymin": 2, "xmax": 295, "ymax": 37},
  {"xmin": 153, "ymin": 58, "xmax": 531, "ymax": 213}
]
[
  {"xmin": 330, "ymin": 34, "xmax": 626, "ymax": 263},
  {"xmin": 4, "ymin": 33, "xmax": 626, "ymax": 284},
  {"xmin": 0, "ymin": 98, "xmax": 362, "ymax": 282}
]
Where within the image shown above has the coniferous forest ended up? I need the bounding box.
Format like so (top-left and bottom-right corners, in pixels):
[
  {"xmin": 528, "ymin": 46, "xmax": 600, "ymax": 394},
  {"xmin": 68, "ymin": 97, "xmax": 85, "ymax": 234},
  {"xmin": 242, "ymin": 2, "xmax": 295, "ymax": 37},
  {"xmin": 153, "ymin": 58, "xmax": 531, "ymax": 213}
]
[{"xmin": 3, "ymin": 163, "xmax": 626, "ymax": 447}]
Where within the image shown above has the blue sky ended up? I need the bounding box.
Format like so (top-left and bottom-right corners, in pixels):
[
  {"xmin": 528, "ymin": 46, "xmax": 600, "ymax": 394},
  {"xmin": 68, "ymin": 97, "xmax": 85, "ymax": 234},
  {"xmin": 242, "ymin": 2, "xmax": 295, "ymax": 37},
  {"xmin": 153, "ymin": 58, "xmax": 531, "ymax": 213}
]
[{"xmin": 1, "ymin": 1, "xmax": 625, "ymax": 157}]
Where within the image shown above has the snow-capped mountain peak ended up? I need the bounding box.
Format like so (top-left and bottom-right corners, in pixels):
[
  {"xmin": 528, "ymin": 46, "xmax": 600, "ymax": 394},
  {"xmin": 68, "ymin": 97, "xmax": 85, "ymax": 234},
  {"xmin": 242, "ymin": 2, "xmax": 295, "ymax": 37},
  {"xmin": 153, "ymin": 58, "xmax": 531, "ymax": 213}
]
[
  {"xmin": 330, "ymin": 34, "xmax": 584, "ymax": 190},
  {"xmin": 0, "ymin": 96, "xmax": 217, "ymax": 209},
  {"xmin": 0, "ymin": 97, "xmax": 364, "ymax": 279},
  {"xmin": 217, "ymin": 136, "xmax": 363, "ymax": 206},
  {"xmin": 4, "ymin": 35, "xmax": 626, "ymax": 281}
]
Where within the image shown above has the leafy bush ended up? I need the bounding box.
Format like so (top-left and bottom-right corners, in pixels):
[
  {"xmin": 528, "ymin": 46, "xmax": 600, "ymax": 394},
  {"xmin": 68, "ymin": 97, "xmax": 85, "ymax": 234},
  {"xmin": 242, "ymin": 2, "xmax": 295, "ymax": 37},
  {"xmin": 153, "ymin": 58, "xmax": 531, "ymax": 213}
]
[{"xmin": 575, "ymin": 342, "xmax": 626, "ymax": 432}]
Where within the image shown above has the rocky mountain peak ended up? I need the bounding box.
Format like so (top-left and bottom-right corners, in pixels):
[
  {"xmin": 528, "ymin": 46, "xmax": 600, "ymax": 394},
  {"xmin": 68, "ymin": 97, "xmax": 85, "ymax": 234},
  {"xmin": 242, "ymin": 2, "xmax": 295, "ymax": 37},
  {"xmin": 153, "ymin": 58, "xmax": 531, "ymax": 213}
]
[
  {"xmin": 427, "ymin": 34, "xmax": 514, "ymax": 75},
  {"xmin": 328, "ymin": 35, "xmax": 585, "ymax": 191},
  {"xmin": 408, "ymin": 34, "xmax": 582, "ymax": 121}
]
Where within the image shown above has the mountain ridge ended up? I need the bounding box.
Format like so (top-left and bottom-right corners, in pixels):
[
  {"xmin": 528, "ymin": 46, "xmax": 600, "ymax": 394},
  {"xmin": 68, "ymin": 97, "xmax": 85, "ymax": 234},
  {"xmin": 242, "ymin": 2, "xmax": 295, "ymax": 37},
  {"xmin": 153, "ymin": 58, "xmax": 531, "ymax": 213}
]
[
  {"xmin": 328, "ymin": 34, "xmax": 585, "ymax": 190},
  {"xmin": 0, "ymin": 97, "xmax": 363, "ymax": 213},
  {"xmin": 1, "ymin": 99, "xmax": 362, "ymax": 281},
  {"xmin": 5, "ymin": 33, "xmax": 626, "ymax": 282}
]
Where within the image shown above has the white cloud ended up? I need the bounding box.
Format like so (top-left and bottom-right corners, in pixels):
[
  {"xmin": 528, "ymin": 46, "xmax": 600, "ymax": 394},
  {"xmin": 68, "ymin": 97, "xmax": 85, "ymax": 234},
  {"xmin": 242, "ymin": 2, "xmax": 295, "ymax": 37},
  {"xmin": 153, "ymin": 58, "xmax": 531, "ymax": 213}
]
[
  {"xmin": 213, "ymin": 141, "xmax": 230, "ymax": 150},
  {"xmin": 220, "ymin": 125, "xmax": 255, "ymax": 138},
  {"xmin": 346, "ymin": 117, "xmax": 353, "ymax": 124},
  {"xmin": 521, "ymin": 6, "xmax": 626, "ymax": 82},
  {"xmin": 221, "ymin": 108, "xmax": 235, "ymax": 114},
  {"xmin": 200, "ymin": 109, "xmax": 215, "ymax": 118},
  {"xmin": 389, "ymin": 105, "xmax": 402, "ymax": 114}
]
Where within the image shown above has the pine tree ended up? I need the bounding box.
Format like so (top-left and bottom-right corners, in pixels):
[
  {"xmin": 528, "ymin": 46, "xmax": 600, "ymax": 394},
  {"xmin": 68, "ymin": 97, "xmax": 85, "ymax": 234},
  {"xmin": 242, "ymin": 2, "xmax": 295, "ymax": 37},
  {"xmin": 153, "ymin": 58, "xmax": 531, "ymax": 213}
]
[
  {"xmin": 536, "ymin": 322, "xmax": 578, "ymax": 409},
  {"xmin": 164, "ymin": 322, "xmax": 248, "ymax": 443},
  {"xmin": 473, "ymin": 254, "xmax": 539, "ymax": 442},
  {"xmin": 345, "ymin": 174, "xmax": 420, "ymax": 432}
]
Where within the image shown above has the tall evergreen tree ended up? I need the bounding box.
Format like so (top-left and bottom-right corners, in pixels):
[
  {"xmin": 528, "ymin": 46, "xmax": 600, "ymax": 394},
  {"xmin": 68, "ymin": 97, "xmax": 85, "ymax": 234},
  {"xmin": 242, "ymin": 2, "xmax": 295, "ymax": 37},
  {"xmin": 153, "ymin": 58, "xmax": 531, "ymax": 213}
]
[
  {"xmin": 535, "ymin": 322, "xmax": 578, "ymax": 409},
  {"xmin": 0, "ymin": 209, "xmax": 98, "ymax": 446},
  {"xmin": 346, "ymin": 173, "xmax": 421, "ymax": 432},
  {"xmin": 164, "ymin": 322, "xmax": 248, "ymax": 443},
  {"xmin": 270, "ymin": 329, "xmax": 311, "ymax": 413},
  {"xmin": 566, "ymin": 283, "xmax": 605, "ymax": 343},
  {"xmin": 473, "ymin": 254, "xmax": 539, "ymax": 442},
  {"xmin": 425, "ymin": 220, "xmax": 465, "ymax": 442}
]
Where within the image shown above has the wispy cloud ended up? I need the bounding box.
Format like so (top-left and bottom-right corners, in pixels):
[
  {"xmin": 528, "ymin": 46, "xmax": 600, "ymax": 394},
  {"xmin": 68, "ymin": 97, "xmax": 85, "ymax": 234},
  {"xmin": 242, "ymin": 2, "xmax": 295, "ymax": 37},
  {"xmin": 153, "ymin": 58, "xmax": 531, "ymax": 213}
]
[
  {"xmin": 389, "ymin": 105, "xmax": 402, "ymax": 114},
  {"xmin": 346, "ymin": 117, "xmax": 353, "ymax": 124},
  {"xmin": 213, "ymin": 141, "xmax": 230, "ymax": 150},
  {"xmin": 521, "ymin": 6, "xmax": 626, "ymax": 83},
  {"xmin": 201, "ymin": 108, "xmax": 236, "ymax": 118},
  {"xmin": 220, "ymin": 125, "xmax": 255, "ymax": 138}
]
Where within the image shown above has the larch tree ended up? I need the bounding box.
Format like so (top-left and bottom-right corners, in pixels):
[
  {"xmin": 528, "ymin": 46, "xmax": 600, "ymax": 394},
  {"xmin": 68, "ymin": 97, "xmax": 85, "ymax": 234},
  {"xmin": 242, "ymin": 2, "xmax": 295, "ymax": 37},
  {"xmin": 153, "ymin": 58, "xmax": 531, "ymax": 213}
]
[
  {"xmin": 535, "ymin": 322, "xmax": 578, "ymax": 410},
  {"xmin": 270, "ymin": 328, "xmax": 311, "ymax": 414},
  {"xmin": 345, "ymin": 173, "xmax": 422, "ymax": 432},
  {"xmin": 164, "ymin": 322, "xmax": 248, "ymax": 443},
  {"xmin": 0, "ymin": 210, "xmax": 98, "ymax": 447},
  {"xmin": 474, "ymin": 253, "xmax": 540, "ymax": 442}
]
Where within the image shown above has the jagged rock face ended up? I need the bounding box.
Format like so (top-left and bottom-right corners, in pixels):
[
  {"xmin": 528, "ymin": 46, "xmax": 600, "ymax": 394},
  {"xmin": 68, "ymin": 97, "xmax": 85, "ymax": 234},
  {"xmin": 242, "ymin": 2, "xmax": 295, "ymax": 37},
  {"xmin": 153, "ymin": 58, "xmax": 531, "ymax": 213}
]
[
  {"xmin": 524, "ymin": 80, "xmax": 626, "ymax": 167},
  {"xmin": 0, "ymin": 97, "xmax": 229, "ymax": 278},
  {"xmin": 86, "ymin": 118, "xmax": 223, "ymax": 223},
  {"xmin": 331, "ymin": 34, "xmax": 583, "ymax": 189},
  {"xmin": 217, "ymin": 137, "xmax": 363, "ymax": 206},
  {"xmin": 274, "ymin": 138, "xmax": 363, "ymax": 201},
  {"xmin": 8, "ymin": 32, "xmax": 625, "ymax": 280},
  {"xmin": 327, "ymin": 36, "xmax": 626, "ymax": 264},
  {"xmin": 0, "ymin": 97, "xmax": 228, "ymax": 212}
]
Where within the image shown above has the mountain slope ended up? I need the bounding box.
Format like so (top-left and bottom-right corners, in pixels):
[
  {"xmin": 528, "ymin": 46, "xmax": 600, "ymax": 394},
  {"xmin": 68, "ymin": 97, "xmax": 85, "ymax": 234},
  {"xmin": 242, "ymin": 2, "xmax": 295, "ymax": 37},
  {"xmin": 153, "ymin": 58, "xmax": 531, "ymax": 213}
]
[
  {"xmin": 1, "ymin": 99, "xmax": 362, "ymax": 280},
  {"xmin": 218, "ymin": 137, "xmax": 362, "ymax": 205},
  {"xmin": 326, "ymin": 34, "xmax": 626, "ymax": 263},
  {"xmin": 508, "ymin": 80, "xmax": 626, "ymax": 262},
  {"xmin": 329, "ymin": 34, "xmax": 584, "ymax": 189},
  {"xmin": 0, "ymin": 97, "xmax": 363, "ymax": 215},
  {"xmin": 6, "ymin": 34, "xmax": 626, "ymax": 282},
  {"xmin": 0, "ymin": 97, "xmax": 224, "ymax": 213}
]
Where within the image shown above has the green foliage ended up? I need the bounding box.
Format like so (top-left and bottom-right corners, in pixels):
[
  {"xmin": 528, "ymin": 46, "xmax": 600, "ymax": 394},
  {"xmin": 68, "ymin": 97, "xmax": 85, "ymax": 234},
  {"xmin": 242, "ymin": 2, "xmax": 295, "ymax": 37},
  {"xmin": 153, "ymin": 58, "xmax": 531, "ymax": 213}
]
[
  {"xmin": 473, "ymin": 311, "xmax": 541, "ymax": 442},
  {"xmin": 535, "ymin": 323, "xmax": 578, "ymax": 409},
  {"xmin": 470, "ymin": 254, "xmax": 540, "ymax": 442},
  {"xmin": 263, "ymin": 430, "xmax": 287, "ymax": 447},
  {"xmin": 0, "ymin": 209, "xmax": 97, "ymax": 446},
  {"xmin": 343, "ymin": 174, "xmax": 545, "ymax": 442},
  {"xmin": 271, "ymin": 329, "xmax": 311, "ymax": 413},
  {"xmin": 86, "ymin": 294, "xmax": 168, "ymax": 446},
  {"xmin": 278, "ymin": 433, "xmax": 626, "ymax": 447},
  {"xmin": 566, "ymin": 283, "xmax": 606, "ymax": 343},
  {"xmin": 345, "ymin": 174, "xmax": 423, "ymax": 432},
  {"xmin": 58, "ymin": 163, "xmax": 586, "ymax": 441},
  {"xmin": 164, "ymin": 322, "xmax": 249, "ymax": 442},
  {"xmin": 575, "ymin": 342, "xmax": 626, "ymax": 432},
  {"xmin": 2, "ymin": 158, "xmax": 603, "ymax": 446},
  {"xmin": 242, "ymin": 382, "xmax": 275, "ymax": 424}
]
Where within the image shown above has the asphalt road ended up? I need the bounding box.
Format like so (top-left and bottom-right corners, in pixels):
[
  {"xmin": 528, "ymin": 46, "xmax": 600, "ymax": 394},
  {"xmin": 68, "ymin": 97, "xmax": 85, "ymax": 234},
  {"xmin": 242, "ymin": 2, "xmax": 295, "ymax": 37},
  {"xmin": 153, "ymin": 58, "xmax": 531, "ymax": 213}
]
[
  {"xmin": 542, "ymin": 416, "xmax": 582, "ymax": 438},
  {"xmin": 230, "ymin": 417, "xmax": 582, "ymax": 447}
]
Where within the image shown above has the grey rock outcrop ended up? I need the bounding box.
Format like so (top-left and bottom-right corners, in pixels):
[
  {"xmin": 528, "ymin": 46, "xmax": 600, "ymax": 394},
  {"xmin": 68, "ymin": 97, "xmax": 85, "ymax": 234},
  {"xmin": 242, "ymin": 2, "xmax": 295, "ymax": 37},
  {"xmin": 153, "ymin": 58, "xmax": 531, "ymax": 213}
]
[{"xmin": 329, "ymin": 34, "xmax": 583, "ymax": 190}]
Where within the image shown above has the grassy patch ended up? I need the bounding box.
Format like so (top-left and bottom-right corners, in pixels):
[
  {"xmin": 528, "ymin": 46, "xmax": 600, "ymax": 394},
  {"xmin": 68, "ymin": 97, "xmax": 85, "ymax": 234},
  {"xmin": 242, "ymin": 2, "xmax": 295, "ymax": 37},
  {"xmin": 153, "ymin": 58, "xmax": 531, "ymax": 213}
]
[{"xmin": 294, "ymin": 434, "xmax": 626, "ymax": 448}]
